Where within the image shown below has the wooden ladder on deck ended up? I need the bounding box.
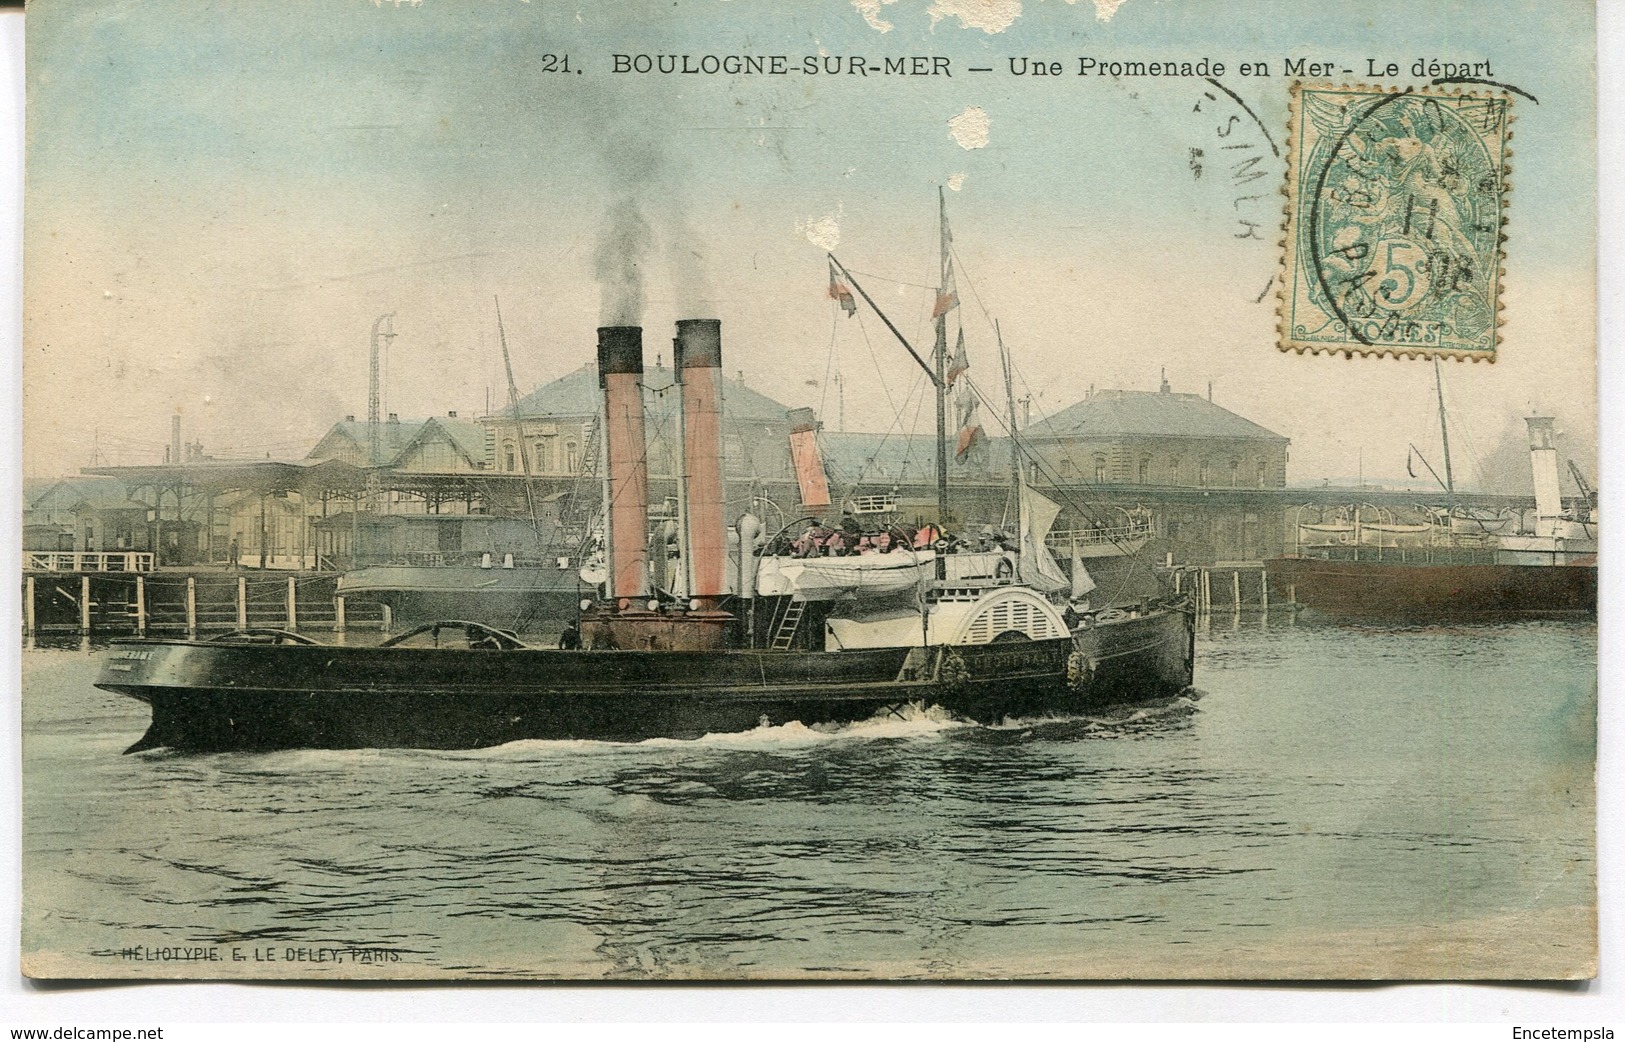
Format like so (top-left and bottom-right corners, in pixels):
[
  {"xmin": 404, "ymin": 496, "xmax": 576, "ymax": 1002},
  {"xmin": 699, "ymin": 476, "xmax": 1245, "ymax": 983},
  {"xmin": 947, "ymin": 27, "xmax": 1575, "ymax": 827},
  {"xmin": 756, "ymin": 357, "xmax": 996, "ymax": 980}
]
[{"xmin": 770, "ymin": 601, "xmax": 805, "ymax": 650}]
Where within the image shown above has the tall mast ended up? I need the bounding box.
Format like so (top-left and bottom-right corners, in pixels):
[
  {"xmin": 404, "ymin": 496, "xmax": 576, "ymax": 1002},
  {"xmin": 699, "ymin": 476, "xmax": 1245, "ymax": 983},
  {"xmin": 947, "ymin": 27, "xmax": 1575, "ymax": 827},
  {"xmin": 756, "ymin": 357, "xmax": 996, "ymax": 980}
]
[
  {"xmin": 495, "ymin": 297, "xmax": 544, "ymax": 547},
  {"xmin": 1433, "ymin": 355, "xmax": 1455, "ymax": 506},
  {"xmin": 997, "ymin": 319, "xmax": 1020, "ymax": 524},
  {"xmin": 934, "ymin": 188, "xmax": 950, "ymax": 523}
]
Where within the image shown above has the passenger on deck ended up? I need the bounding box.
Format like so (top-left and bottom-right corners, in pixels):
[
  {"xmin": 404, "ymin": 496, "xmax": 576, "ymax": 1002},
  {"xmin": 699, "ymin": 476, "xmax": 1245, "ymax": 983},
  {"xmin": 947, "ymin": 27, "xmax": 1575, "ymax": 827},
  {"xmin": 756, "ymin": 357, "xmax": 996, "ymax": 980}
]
[
  {"xmin": 792, "ymin": 525, "xmax": 824, "ymax": 558},
  {"xmin": 559, "ymin": 621, "xmax": 581, "ymax": 650}
]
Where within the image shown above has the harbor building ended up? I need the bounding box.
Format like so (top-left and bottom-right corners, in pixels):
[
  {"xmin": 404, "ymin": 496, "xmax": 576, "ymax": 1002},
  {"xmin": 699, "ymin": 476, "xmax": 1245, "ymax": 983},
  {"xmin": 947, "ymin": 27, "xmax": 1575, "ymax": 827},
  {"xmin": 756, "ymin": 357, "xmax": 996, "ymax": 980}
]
[
  {"xmin": 1020, "ymin": 380, "xmax": 1289, "ymax": 490},
  {"xmin": 53, "ymin": 361, "xmax": 1561, "ymax": 581},
  {"xmin": 478, "ymin": 360, "xmax": 799, "ymax": 486},
  {"xmin": 54, "ymin": 373, "xmax": 1296, "ymax": 569},
  {"xmin": 304, "ymin": 413, "xmax": 490, "ymax": 478},
  {"xmin": 30, "ymin": 364, "xmax": 1564, "ymax": 636},
  {"xmin": 812, "ymin": 379, "xmax": 1292, "ymax": 564}
]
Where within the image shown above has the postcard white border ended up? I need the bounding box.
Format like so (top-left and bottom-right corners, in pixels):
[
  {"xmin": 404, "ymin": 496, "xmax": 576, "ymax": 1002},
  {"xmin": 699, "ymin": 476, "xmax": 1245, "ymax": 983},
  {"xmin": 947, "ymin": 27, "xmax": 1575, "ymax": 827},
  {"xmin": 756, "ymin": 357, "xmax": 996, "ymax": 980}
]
[{"xmin": 0, "ymin": 4, "xmax": 1618, "ymax": 1026}]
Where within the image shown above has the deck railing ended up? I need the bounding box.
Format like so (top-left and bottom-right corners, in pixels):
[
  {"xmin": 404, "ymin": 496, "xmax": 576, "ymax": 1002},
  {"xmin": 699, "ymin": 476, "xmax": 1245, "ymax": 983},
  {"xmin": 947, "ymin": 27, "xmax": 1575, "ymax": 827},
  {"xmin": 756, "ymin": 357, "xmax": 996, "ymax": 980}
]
[
  {"xmin": 1047, "ymin": 521, "xmax": 1153, "ymax": 548},
  {"xmin": 25, "ymin": 551, "xmax": 155, "ymax": 573},
  {"xmin": 846, "ymin": 494, "xmax": 899, "ymax": 515}
]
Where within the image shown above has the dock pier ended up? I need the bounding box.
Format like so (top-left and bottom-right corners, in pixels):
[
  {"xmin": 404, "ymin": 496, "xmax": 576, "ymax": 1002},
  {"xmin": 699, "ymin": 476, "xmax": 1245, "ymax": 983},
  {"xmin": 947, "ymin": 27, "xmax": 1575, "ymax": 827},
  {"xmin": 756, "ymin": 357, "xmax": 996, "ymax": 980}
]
[
  {"xmin": 21, "ymin": 555, "xmax": 384, "ymax": 638},
  {"xmin": 1168, "ymin": 561, "xmax": 1290, "ymax": 622}
]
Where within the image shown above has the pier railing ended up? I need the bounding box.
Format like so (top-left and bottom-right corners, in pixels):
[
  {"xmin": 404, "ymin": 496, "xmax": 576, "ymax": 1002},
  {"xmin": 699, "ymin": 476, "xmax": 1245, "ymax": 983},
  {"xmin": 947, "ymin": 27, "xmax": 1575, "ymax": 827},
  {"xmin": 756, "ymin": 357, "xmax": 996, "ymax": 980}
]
[
  {"xmin": 25, "ymin": 551, "xmax": 155, "ymax": 573},
  {"xmin": 1046, "ymin": 520, "xmax": 1153, "ymax": 549},
  {"xmin": 22, "ymin": 570, "xmax": 386, "ymax": 637}
]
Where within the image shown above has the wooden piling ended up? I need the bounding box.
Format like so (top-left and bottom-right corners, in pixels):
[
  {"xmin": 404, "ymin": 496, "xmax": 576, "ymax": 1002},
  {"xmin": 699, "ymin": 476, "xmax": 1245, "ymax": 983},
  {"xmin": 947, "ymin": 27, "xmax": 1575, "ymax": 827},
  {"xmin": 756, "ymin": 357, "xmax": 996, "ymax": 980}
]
[
  {"xmin": 236, "ymin": 576, "xmax": 248, "ymax": 629},
  {"xmin": 1288, "ymin": 583, "xmax": 1297, "ymax": 605},
  {"xmin": 24, "ymin": 576, "xmax": 35, "ymax": 636},
  {"xmin": 286, "ymin": 576, "xmax": 298, "ymax": 632},
  {"xmin": 334, "ymin": 595, "xmax": 346, "ymax": 634},
  {"xmin": 1231, "ymin": 569, "xmax": 1241, "ymax": 610},
  {"xmin": 135, "ymin": 575, "xmax": 147, "ymax": 636},
  {"xmin": 185, "ymin": 577, "xmax": 198, "ymax": 637},
  {"xmin": 381, "ymin": 604, "xmax": 392, "ymax": 633},
  {"xmin": 1200, "ymin": 569, "xmax": 1211, "ymax": 615},
  {"xmin": 1260, "ymin": 570, "xmax": 1269, "ymax": 614},
  {"xmin": 80, "ymin": 575, "xmax": 92, "ymax": 634}
]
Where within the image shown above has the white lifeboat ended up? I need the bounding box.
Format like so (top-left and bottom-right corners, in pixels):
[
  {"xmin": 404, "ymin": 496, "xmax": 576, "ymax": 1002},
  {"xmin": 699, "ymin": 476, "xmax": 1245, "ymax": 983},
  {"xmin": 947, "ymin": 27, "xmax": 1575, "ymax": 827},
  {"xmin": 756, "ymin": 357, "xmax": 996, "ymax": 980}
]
[{"xmin": 755, "ymin": 549, "xmax": 936, "ymax": 601}]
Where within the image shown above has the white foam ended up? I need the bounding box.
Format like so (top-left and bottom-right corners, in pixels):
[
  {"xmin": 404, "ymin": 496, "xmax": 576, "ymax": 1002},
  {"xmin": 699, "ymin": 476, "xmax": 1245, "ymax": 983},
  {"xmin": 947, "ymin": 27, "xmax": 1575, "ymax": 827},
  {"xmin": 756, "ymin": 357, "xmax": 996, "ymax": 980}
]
[
  {"xmin": 640, "ymin": 702, "xmax": 971, "ymax": 750},
  {"xmin": 445, "ymin": 702, "xmax": 972, "ymax": 758},
  {"xmin": 990, "ymin": 696, "xmax": 1201, "ymax": 732}
]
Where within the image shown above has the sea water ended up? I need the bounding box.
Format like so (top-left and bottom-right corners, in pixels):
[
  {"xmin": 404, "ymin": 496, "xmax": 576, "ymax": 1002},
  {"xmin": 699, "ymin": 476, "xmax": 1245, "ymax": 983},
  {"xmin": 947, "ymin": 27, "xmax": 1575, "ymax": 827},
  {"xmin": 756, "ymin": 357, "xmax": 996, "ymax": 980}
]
[{"xmin": 18, "ymin": 618, "xmax": 1597, "ymax": 979}]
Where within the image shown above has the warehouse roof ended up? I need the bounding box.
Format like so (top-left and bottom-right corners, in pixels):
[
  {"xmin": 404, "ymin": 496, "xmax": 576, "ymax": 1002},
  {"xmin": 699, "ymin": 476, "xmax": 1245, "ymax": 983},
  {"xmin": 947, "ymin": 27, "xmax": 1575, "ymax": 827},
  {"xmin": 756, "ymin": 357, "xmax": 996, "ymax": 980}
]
[{"xmin": 1023, "ymin": 389, "xmax": 1287, "ymax": 443}]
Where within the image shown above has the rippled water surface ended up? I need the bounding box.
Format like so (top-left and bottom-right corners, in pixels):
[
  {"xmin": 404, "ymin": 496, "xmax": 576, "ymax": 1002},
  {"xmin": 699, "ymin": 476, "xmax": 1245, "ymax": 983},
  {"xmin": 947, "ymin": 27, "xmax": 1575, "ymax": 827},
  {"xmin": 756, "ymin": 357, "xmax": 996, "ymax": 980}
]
[{"xmin": 21, "ymin": 619, "xmax": 1596, "ymax": 979}]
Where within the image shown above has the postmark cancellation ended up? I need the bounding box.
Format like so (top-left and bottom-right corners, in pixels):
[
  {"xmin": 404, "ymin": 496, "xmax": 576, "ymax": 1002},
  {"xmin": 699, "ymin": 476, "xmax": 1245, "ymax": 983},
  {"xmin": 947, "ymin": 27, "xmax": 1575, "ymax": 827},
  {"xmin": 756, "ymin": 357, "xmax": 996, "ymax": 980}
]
[{"xmin": 1280, "ymin": 83, "xmax": 1512, "ymax": 360}]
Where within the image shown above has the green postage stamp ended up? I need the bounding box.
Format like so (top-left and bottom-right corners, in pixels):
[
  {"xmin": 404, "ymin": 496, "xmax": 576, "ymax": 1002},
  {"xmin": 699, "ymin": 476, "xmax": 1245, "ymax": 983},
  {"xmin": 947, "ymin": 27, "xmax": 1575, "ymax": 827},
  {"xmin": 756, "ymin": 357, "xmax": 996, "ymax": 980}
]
[{"xmin": 1281, "ymin": 84, "xmax": 1512, "ymax": 360}]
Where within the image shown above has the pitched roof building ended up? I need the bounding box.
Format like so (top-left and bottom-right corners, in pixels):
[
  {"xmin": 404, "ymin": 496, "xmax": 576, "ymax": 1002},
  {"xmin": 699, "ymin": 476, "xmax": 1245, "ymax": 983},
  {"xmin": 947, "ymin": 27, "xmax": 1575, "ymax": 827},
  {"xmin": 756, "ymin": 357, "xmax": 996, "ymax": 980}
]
[
  {"xmin": 305, "ymin": 414, "xmax": 490, "ymax": 472},
  {"xmin": 481, "ymin": 362, "xmax": 800, "ymax": 482},
  {"xmin": 1021, "ymin": 383, "xmax": 1289, "ymax": 489}
]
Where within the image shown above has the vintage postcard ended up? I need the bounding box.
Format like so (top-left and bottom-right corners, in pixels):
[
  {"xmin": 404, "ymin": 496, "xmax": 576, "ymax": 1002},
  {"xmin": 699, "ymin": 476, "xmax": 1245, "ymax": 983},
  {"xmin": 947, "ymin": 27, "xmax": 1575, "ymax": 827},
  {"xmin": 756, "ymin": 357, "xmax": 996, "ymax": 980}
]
[{"xmin": 19, "ymin": 0, "xmax": 1597, "ymax": 980}]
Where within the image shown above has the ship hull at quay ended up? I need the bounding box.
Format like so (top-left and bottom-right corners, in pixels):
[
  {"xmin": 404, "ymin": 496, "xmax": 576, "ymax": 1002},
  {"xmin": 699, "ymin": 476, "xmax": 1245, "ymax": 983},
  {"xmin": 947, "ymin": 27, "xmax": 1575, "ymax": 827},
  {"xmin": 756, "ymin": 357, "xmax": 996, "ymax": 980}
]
[
  {"xmin": 1267, "ymin": 555, "xmax": 1597, "ymax": 620},
  {"xmin": 98, "ymin": 600, "xmax": 1194, "ymax": 752}
]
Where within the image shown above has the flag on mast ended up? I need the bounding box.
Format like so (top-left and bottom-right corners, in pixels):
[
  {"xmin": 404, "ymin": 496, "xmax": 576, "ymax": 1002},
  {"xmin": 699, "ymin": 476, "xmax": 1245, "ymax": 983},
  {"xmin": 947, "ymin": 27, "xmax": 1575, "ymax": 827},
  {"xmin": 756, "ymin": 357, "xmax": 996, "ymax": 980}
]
[
  {"xmin": 932, "ymin": 261, "xmax": 959, "ymax": 319},
  {"xmin": 932, "ymin": 191, "xmax": 959, "ymax": 319},
  {"xmin": 954, "ymin": 381, "xmax": 984, "ymax": 459},
  {"xmin": 827, "ymin": 260, "xmax": 856, "ymax": 317},
  {"xmin": 947, "ymin": 328, "xmax": 969, "ymax": 387}
]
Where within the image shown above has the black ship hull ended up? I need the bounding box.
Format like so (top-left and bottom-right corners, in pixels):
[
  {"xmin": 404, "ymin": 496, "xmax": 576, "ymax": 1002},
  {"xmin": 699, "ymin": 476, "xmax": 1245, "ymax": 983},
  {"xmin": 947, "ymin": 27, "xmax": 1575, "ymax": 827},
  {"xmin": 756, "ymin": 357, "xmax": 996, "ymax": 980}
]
[
  {"xmin": 1268, "ymin": 555, "xmax": 1597, "ymax": 620},
  {"xmin": 98, "ymin": 603, "xmax": 1194, "ymax": 752}
]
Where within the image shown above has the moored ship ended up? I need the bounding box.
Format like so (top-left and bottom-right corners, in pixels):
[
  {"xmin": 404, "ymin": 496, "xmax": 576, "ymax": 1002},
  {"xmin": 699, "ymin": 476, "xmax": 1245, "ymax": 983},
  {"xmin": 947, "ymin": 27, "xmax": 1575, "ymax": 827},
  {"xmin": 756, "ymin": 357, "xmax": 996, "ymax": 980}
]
[{"xmin": 1269, "ymin": 416, "xmax": 1598, "ymax": 620}]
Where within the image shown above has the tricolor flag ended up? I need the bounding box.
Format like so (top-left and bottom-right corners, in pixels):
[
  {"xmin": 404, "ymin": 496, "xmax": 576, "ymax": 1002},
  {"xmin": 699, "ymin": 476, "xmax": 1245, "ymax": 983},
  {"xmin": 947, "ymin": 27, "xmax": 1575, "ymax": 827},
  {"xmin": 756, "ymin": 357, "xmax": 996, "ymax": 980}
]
[
  {"xmin": 955, "ymin": 421, "xmax": 985, "ymax": 460},
  {"xmin": 931, "ymin": 257, "xmax": 960, "ymax": 319},
  {"xmin": 946, "ymin": 328, "xmax": 969, "ymax": 387},
  {"xmin": 827, "ymin": 260, "xmax": 857, "ymax": 317},
  {"xmin": 954, "ymin": 381, "xmax": 984, "ymax": 460}
]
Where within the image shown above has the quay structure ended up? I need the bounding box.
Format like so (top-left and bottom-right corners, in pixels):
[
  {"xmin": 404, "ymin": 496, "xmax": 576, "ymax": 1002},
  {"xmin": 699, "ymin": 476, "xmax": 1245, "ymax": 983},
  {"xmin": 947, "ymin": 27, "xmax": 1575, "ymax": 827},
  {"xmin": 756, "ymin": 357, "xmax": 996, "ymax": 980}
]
[{"xmin": 25, "ymin": 369, "xmax": 1553, "ymax": 636}]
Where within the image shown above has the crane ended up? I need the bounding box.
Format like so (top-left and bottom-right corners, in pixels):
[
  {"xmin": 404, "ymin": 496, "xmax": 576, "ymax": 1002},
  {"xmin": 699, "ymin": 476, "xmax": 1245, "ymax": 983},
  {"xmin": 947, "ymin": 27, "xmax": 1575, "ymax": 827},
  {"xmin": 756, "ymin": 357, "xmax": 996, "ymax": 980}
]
[
  {"xmin": 1566, "ymin": 459, "xmax": 1595, "ymax": 507},
  {"xmin": 368, "ymin": 313, "xmax": 397, "ymax": 466}
]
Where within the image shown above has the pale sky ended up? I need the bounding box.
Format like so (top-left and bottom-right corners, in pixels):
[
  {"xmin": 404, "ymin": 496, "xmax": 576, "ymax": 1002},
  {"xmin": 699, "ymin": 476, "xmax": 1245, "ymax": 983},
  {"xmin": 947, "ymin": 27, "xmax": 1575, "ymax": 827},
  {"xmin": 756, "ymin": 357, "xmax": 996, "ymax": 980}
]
[{"xmin": 22, "ymin": 0, "xmax": 1598, "ymax": 491}]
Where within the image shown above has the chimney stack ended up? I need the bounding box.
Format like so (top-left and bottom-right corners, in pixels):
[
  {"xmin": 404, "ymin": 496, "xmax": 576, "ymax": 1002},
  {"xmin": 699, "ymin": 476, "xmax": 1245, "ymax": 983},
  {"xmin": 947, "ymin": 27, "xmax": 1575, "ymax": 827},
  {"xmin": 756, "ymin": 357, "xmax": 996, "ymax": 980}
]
[
  {"xmin": 171, "ymin": 413, "xmax": 182, "ymax": 467},
  {"xmin": 1526, "ymin": 416, "xmax": 1562, "ymax": 526},
  {"xmin": 598, "ymin": 326, "xmax": 651, "ymax": 603},
  {"xmin": 674, "ymin": 319, "xmax": 727, "ymax": 608},
  {"xmin": 787, "ymin": 407, "xmax": 831, "ymax": 510}
]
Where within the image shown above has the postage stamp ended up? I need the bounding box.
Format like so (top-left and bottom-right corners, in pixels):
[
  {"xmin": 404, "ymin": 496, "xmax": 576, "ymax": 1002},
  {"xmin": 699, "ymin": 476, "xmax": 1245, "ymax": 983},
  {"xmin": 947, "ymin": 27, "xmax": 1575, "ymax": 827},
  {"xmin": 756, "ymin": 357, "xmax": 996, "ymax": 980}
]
[{"xmin": 1280, "ymin": 83, "xmax": 1512, "ymax": 360}]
